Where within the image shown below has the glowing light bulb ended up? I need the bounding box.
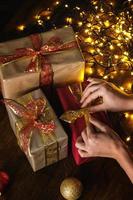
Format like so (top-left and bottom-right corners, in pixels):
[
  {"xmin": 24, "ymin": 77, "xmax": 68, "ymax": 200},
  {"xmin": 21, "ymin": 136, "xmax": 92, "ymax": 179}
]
[
  {"xmin": 17, "ymin": 24, "xmax": 26, "ymax": 31},
  {"xmin": 115, "ymin": 29, "xmax": 121, "ymax": 33},
  {"xmin": 114, "ymin": 55, "xmax": 119, "ymax": 59},
  {"xmin": 65, "ymin": 4, "xmax": 68, "ymax": 8},
  {"xmin": 103, "ymin": 75, "xmax": 108, "ymax": 79},
  {"xmin": 65, "ymin": 17, "xmax": 72, "ymax": 24},
  {"xmin": 84, "ymin": 37, "xmax": 93, "ymax": 43},
  {"xmin": 120, "ymin": 70, "xmax": 124, "ymax": 74},
  {"xmin": 96, "ymin": 15, "xmax": 99, "ymax": 19},
  {"xmin": 125, "ymin": 112, "xmax": 129, "ymax": 118},
  {"xmin": 110, "ymin": 2, "xmax": 114, "ymax": 5},
  {"xmin": 121, "ymin": 20, "xmax": 125, "ymax": 24},
  {"xmin": 131, "ymin": 114, "xmax": 133, "ymax": 120},
  {"xmin": 34, "ymin": 15, "xmax": 40, "ymax": 20},
  {"xmin": 125, "ymin": 37, "xmax": 130, "ymax": 41},
  {"xmin": 97, "ymin": 48, "xmax": 101, "ymax": 53},
  {"xmin": 120, "ymin": 86, "xmax": 124, "ymax": 91},
  {"xmin": 77, "ymin": 21, "xmax": 83, "ymax": 27},
  {"xmin": 110, "ymin": 75, "xmax": 114, "ymax": 79},
  {"xmin": 124, "ymin": 52, "xmax": 129, "ymax": 56},
  {"xmin": 37, "ymin": 19, "xmax": 43, "ymax": 25},
  {"xmin": 109, "ymin": 45, "xmax": 114, "ymax": 50},
  {"xmin": 118, "ymin": 35, "xmax": 122, "ymax": 40},
  {"xmin": 55, "ymin": 1, "xmax": 60, "ymax": 5},
  {"xmin": 127, "ymin": 82, "xmax": 132, "ymax": 90},
  {"xmin": 75, "ymin": 6, "xmax": 80, "ymax": 10},
  {"xmin": 99, "ymin": 43, "xmax": 104, "ymax": 47},
  {"xmin": 89, "ymin": 48, "xmax": 95, "ymax": 54},
  {"xmin": 92, "ymin": 1, "xmax": 97, "ymax": 5},
  {"xmin": 126, "ymin": 136, "xmax": 131, "ymax": 142},
  {"xmin": 86, "ymin": 23, "xmax": 91, "ymax": 27},
  {"xmin": 104, "ymin": 20, "xmax": 110, "ymax": 27},
  {"xmin": 121, "ymin": 56, "xmax": 128, "ymax": 62},
  {"xmin": 117, "ymin": 43, "xmax": 121, "ymax": 47},
  {"xmin": 86, "ymin": 67, "xmax": 94, "ymax": 75},
  {"xmin": 46, "ymin": 16, "xmax": 51, "ymax": 20},
  {"xmin": 97, "ymin": 69, "xmax": 104, "ymax": 76},
  {"xmin": 84, "ymin": 29, "xmax": 89, "ymax": 34}
]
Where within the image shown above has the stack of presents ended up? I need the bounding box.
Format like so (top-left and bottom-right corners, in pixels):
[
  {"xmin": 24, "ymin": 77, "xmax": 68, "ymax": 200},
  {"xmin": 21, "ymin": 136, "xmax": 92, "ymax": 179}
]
[{"xmin": 0, "ymin": 26, "xmax": 109, "ymax": 172}]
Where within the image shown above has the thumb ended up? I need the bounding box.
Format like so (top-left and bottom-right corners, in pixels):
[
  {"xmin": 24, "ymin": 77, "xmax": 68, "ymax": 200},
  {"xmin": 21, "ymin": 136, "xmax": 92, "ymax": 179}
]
[
  {"xmin": 89, "ymin": 104, "xmax": 105, "ymax": 112},
  {"xmin": 89, "ymin": 116, "xmax": 109, "ymax": 133}
]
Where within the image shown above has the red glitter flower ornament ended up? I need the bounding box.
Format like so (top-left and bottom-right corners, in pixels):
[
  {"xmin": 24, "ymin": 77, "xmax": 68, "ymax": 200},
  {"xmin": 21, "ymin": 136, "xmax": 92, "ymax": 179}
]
[{"xmin": 0, "ymin": 171, "xmax": 9, "ymax": 196}]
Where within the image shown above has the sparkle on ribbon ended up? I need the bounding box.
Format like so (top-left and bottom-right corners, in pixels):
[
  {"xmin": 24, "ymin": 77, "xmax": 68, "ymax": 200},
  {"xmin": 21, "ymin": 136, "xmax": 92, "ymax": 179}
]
[
  {"xmin": 60, "ymin": 107, "xmax": 89, "ymax": 124},
  {"xmin": 0, "ymin": 34, "xmax": 77, "ymax": 85},
  {"xmin": 4, "ymin": 98, "xmax": 55, "ymax": 152}
]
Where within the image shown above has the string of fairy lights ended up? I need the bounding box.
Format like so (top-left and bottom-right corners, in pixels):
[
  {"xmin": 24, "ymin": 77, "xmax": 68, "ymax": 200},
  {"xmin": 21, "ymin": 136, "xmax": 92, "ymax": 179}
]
[{"xmin": 15, "ymin": 0, "xmax": 133, "ymax": 143}]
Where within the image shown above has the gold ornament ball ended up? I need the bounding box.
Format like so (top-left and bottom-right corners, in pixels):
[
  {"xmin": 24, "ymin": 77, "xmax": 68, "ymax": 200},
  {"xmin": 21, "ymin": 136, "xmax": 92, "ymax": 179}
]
[{"xmin": 60, "ymin": 177, "xmax": 83, "ymax": 200}]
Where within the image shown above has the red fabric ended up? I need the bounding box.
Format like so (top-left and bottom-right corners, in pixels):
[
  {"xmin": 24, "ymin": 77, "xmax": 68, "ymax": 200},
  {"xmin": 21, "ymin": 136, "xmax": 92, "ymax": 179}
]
[{"xmin": 56, "ymin": 82, "xmax": 111, "ymax": 165}]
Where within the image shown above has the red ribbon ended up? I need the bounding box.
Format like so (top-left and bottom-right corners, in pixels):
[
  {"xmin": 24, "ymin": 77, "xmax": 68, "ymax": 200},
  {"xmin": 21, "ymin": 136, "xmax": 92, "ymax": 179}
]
[
  {"xmin": 4, "ymin": 98, "xmax": 55, "ymax": 152},
  {"xmin": 0, "ymin": 34, "xmax": 77, "ymax": 85}
]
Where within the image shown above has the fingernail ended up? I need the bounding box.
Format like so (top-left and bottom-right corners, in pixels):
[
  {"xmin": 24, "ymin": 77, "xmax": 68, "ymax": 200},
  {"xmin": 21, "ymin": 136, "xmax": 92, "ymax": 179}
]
[{"xmin": 81, "ymin": 103, "xmax": 85, "ymax": 108}]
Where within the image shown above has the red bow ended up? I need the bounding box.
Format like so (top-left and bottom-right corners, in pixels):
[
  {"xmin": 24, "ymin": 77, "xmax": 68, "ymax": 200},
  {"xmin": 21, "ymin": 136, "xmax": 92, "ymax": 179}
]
[
  {"xmin": 0, "ymin": 34, "xmax": 77, "ymax": 85},
  {"xmin": 4, "ymin": 98, "xmax": 55, "ymax": 152}
]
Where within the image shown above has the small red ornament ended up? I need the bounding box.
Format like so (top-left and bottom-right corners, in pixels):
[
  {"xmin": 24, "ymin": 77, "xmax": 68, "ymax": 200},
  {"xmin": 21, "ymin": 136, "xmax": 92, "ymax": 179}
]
[{"xmin": 0, "ymin": 171, "xmax": 9, "ymax": 196}]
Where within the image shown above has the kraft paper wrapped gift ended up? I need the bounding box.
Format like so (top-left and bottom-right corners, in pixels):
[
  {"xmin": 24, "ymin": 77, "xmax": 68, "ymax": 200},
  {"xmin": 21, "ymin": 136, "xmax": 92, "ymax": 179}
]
[
  {"xmin": 5, "ymin": 89, "xmax": 68, "ymax": 172},
  {"xmin": 0, "ymin": 26, "xmax": 85, "ymax": 99}
]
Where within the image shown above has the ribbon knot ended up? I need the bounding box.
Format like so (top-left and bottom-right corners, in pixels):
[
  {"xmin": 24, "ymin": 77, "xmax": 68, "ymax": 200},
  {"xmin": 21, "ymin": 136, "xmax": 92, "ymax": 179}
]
[
  {"xmin": 4, "ymin": 98, "xmax": 55, "ymax": 152},
  {"xmin": 0, "ymin": 34, "xmax": 77, "ymax": 85}
]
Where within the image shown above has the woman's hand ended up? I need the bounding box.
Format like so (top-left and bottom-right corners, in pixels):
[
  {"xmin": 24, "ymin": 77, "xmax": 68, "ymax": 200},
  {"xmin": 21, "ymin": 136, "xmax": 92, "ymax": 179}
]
[
  {"xmin": 80, "ymin": 78, "xmax": 133, "ymax": 112},
  {"xmin": 75, "ymin": 116, "xmax": 133, "ymax": 183},
  {"xmin": 75, "ymin": 116, "xmax": 124, "ymax": 159}
]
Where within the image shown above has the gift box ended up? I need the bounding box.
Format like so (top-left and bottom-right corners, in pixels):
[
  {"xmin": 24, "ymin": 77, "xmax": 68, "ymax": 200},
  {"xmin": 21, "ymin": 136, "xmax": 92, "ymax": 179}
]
[
  {"xmin": 5, "ymin": 89, "xmax": 68, "ymax": 171},
  {"xmin": 57, "ymin": 82, "xmax": 111, "ymax": 165},
  {"xmin": 0, "ymin": 26, "xmax": 85, "ymax": 99}
]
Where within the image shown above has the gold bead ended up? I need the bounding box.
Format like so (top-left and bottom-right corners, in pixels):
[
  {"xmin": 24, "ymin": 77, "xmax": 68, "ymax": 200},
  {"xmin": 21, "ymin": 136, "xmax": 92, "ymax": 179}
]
[{"xmin": 60, "ymin": 177, "xmax": 83, "ymax": 200}]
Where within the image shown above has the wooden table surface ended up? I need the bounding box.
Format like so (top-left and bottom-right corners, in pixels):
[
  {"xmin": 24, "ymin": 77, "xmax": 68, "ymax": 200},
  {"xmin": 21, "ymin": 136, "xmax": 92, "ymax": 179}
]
[{"xmin": 0, "ymin": 95, "xmax": 133, "ymax": 200}]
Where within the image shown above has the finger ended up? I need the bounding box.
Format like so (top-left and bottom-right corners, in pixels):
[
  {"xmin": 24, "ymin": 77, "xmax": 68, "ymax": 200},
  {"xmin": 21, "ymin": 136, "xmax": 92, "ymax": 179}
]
[
  {"xmin": 87, "ymin": 78, "xmax": 103, "ymax": 85},
  {"xmin": 81, "ymin": 130, "xmax": 88, "ymax": 143},
  {"xmin": 82, "ymin": 82, "xmax": 101, "ymax": 97},
  {"xmin": 78, "ymin": 149, "xmax": 90, "ymax": 158},
  {"xmin": 89, "ymin": 116, "xmax": 109, "ymax": 132},
  {"xmin": 75, "ymin": 136, "xmax": 86, "ymax": 151},
  {"xmin": 76, "ymin": 136, "xmax": 83, "ymax": 143},
  {"xmin": 89, "ymin": 104, "xmax": 105, "ymax": 112},
  {"xmin": 81, "ymin": 84, "xmax": 100, "ymax": 103},
  {"xmin": 86, "ymin": 122, "xmax": 94, "ymax": 137},
  {"xmin": 81, "ymin": 90, "xmax": 101, "ymax": 107}
]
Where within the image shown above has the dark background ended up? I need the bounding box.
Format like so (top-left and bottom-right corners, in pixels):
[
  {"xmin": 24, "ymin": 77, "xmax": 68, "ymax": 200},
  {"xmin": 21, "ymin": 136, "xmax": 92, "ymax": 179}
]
[{"xmin": 0, "ymin": 0, "xmax": 129, "ymax": 41}]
